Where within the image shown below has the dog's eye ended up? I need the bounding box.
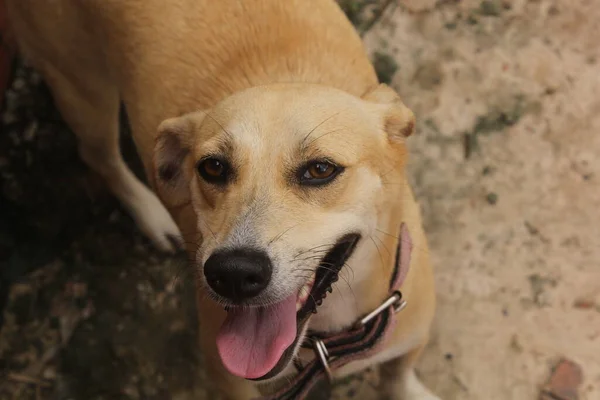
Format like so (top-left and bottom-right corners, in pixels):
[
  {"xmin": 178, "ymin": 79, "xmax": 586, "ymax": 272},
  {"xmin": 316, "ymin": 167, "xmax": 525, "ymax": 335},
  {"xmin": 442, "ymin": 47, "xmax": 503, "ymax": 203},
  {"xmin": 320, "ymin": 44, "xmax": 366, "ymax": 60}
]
[
  {"xmin": 299, "ymin": 161, "xmax": 342, "ymax": 186},
  {"xmin": 197, "ymin": 157, "xmax": 229, "ymax": 184},
  {"xmin": 307, "ymin": 162, "xmax": 335, "ymax": 179}
]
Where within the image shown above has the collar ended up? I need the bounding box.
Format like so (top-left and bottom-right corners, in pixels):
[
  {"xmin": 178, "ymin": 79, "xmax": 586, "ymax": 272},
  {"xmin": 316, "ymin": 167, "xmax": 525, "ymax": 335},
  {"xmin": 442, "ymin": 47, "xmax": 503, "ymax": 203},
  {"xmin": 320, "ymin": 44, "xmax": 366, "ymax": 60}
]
[{"xmin": 257, "ymin": 223, "xmax": 413, "ymax": 400}]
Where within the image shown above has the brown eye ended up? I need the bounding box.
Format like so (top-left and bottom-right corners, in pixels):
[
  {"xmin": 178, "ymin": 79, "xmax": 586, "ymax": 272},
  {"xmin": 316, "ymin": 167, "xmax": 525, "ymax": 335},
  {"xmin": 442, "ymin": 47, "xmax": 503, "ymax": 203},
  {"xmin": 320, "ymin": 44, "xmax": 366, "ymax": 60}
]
[
  {"xmin": 197, "ymin": 157, "xmax": 229, "ymax": 184},
  {"xmin": 299, "ymin": 160, "xmax": 342, "ymax": 186},
  {"xmin": 203, "ymin": 159, "xmax": 224, "ymax": 177},
  {"xmin": 307, "ymin": 163, "xmax": 334, "ymax": 179}
]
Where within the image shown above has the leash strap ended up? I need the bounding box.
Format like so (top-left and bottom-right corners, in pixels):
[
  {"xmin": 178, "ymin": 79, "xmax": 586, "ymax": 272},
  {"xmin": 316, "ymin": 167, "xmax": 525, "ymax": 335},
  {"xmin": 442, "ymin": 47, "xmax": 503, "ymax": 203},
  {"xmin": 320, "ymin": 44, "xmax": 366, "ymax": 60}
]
[{"xmin": 259, "ymin": 224, "xmax": 413, "ymax": 400}]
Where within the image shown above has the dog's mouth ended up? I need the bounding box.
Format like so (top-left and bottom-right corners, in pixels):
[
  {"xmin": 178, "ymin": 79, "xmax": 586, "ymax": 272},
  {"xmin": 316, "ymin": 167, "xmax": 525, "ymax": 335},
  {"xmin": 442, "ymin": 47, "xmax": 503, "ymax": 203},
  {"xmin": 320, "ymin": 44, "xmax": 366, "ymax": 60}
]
[{"xmin": 215, "ymin": 233, "xmax": 361, "ymax": 381}]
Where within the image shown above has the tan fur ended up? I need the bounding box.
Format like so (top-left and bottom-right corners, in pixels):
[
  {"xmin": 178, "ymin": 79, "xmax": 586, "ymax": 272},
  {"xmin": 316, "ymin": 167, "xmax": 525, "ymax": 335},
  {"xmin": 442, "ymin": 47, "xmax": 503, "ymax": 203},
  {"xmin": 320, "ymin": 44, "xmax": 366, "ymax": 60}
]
[{"xmin": 6, "ymin": 1, "xmax": 439, "ymax": 398}]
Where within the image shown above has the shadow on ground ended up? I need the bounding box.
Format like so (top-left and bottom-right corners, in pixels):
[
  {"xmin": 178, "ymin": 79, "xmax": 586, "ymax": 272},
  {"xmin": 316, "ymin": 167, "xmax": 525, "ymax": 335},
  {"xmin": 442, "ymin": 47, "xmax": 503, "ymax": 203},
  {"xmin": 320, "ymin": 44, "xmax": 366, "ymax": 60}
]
[{"xmin": 0, "ymin": 61, "xmax": 206, "ymax": 400}]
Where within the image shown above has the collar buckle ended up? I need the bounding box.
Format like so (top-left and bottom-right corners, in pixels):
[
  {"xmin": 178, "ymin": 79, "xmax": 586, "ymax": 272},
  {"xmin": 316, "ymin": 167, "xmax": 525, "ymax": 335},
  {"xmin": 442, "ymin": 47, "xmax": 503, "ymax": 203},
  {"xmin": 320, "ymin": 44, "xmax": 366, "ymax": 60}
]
[
  {"xmin": 312, "ymin": 338, "xmax": 334, "ymax": 382},
  {"xmin": 309, "ymin": 291, "xmax": 406, "ymax": 383},
  {"xmin": 359, "ymin": 291, "xmax": 406, "ymax": 326}
]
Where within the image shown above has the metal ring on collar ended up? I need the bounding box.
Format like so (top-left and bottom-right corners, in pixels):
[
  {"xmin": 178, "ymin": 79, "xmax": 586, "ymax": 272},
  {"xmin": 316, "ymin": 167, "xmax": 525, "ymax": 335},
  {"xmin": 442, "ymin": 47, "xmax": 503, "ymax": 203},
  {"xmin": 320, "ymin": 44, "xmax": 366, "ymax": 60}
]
[
  {"xmin": 359, "ymin": 291, "xmax": 405, "ymax": 326},
  {"xmin": 313, "ymin": 339, "xmax": 333, "ymax": 381}
]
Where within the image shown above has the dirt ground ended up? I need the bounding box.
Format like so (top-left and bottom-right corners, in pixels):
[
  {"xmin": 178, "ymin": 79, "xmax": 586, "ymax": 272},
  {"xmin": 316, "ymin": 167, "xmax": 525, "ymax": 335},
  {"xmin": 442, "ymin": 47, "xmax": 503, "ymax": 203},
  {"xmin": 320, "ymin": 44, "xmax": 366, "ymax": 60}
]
[{"xmin": 1, "ymin": 1, "xmax": 599, "ymax": 399}]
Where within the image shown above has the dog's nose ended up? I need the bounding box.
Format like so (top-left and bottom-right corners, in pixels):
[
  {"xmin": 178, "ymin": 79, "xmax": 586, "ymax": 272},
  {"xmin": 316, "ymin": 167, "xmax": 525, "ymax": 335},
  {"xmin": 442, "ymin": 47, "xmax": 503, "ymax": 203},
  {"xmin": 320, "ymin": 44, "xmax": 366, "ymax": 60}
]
[{"xmin": 204, "ymin": 248, "xmax": 272, "ymax": 302}]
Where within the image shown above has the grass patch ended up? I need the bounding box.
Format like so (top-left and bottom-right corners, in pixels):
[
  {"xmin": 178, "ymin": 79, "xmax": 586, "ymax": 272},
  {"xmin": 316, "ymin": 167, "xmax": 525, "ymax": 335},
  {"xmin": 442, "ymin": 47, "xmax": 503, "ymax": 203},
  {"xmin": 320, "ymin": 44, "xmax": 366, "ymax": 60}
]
[
  {"xmin": 372, "ymin": 51, "xmax": 398, "ymax": 84},
  {"xmin": 464, "ymin": 95, "xmax": 535, "ymax": 158}
]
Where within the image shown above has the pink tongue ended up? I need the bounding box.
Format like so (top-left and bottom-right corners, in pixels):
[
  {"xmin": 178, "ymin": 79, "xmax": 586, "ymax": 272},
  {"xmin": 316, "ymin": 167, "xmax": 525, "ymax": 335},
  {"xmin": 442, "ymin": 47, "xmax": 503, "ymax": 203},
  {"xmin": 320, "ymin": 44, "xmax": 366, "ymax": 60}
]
[{"xmin": 216, "ymin": 295, "xmax": 297, "ymax": 379}]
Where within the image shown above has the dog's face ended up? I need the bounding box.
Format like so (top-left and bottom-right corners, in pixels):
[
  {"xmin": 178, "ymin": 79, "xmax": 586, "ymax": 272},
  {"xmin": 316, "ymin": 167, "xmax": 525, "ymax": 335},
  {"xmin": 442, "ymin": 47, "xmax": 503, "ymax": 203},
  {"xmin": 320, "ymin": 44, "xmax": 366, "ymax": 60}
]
[{"xmin": 153, "ymin": 83, "xmax": 414, "ymax": 380}]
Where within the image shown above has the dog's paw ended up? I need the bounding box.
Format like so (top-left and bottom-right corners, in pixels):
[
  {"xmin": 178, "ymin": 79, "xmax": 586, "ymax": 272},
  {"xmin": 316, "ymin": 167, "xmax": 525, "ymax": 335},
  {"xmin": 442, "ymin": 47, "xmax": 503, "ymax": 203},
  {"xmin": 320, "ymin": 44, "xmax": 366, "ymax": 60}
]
[
  {"xmin": 128, "ymin": 186, "xmax": 184, "ymax": 253},
  {"xmin": 393, "ymin": 369, "xmax": 442, "ymax": 400}
]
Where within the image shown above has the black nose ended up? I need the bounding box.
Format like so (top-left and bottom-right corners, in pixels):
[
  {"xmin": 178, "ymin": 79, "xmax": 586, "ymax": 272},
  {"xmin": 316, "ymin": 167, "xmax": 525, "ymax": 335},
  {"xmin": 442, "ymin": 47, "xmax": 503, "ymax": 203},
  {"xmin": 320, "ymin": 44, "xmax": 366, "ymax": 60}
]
[{"xmin": 204, "ymin": 248, "xmax": 272, "ymax": 302}]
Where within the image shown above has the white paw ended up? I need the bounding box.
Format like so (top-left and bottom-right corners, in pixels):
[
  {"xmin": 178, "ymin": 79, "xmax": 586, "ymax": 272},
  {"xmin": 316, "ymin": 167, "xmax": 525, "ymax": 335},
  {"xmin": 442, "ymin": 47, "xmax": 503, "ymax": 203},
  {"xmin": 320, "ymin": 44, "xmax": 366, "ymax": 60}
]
[
  {"xmin": 397, "ymin": 369, "xmax": 441, "ymax": 400},
  {"xmin": 127, "ymin": 184, "xmax": 184, "ymax": 253},
  {"xmin": 78, "ymin": 144, "xmax": 185, "ymax": 252}
]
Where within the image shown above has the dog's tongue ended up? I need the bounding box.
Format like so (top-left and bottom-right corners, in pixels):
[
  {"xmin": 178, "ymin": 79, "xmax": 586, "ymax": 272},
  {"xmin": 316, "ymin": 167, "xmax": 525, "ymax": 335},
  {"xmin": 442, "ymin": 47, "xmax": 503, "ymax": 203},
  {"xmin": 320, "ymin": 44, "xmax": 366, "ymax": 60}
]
[{"xmin": 216, "ymin": 295, "xmax": 297, "ymax": 379}]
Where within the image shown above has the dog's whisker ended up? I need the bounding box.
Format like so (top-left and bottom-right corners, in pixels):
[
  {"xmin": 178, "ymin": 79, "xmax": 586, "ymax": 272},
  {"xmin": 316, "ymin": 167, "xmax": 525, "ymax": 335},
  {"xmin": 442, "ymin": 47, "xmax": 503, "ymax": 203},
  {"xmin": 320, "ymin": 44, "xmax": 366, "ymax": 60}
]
[
  {"xmin": 340, "ymin": 263, "xmax": 357, "ymax": 304},
  {"xmin": 293, "ymin": 243, "xmax": 338, "ymax": 257},
  {"xmin": 198, "ymin": 219, "xmax": 217, "ymax": 240},
  {"xmin": 290, "ymin": 254, "xmax": 332, "ymax": 265},
  {"xmin": 304, "ymin": 127, "xmax": 346, "ymax": 148},
  {"xmin": 300, "ymin": 111, "xmax": 342, "ymax": 146},
  {"xmin": 373, "ymin": 228, "xmax": 431, "ymax": 257},
  {"xmin": 268, "ymin": 224, "xmax": 299, "ymax": 246},
  {"xmin": 369, "ymin": 234, "xmax": 387, "ymax": 275},
  {"xmin": 204, "ymin": 111, "xmax": 234, "ymax": 139},
  {"xmin": 341, "ymin": 261, "xmax": 356, "ymax": 283},
  {"xmin": 294, "ymin": 248, "xmax": 332, "ymax": 257},
  {"xmin": 292, "ymin": 249, "xmax": 329, "ymax": 260},
  {"xmin": 374, "ymin": 228, "xmax": 400, "ymax": 239},
  {"xmin": 291, "ymin": 253, "xmax": 331, "ymax": 263},
  {"xmin": 379, "ymin": 161, "xmax": 402, "ymax": 179},
  {"xmin": 372, "ymin": 234, "xmax": 392, "ymax": 257},
  {"xmin": 314, "ymin": 263, "xmax": 353, "ymax": 293}
]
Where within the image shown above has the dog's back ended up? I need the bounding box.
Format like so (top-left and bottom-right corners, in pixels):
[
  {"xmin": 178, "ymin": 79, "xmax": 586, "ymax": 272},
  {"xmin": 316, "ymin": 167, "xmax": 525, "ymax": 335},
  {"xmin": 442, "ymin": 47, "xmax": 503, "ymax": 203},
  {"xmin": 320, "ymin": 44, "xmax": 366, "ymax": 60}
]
[{"xmin": 7, "ymin": 0, "xmax": 377, "ymax": 159}]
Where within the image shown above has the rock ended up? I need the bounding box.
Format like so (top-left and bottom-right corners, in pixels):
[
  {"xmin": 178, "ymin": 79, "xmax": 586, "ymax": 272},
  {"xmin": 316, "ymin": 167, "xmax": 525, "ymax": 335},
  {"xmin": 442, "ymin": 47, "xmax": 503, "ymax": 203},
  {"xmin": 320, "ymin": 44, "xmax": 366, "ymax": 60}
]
[
  {"xmin": 540, "ymin": 359, "xmax": 583, "ymax": 400},
  {"xmin": 573, "ymin": 298, "xmax": 595, "ymax": 310},
  {"xmin": 486, "ymin": 192, "xmax": 498, "ymax": 205}
]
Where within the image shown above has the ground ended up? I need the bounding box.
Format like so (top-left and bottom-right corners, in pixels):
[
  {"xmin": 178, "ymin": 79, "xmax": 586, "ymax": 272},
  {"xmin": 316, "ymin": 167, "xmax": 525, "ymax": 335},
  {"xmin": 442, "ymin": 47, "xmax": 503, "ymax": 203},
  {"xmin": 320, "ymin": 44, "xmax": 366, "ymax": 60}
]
[{"xmin": 1, "ymin": 0, "xmax": 599, "ymax": 399}]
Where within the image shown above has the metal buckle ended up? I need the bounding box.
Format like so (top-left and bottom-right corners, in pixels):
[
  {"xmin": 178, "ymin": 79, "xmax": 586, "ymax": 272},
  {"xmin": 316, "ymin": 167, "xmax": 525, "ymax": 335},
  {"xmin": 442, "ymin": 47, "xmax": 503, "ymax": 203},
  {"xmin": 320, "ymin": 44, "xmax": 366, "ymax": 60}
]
[
  {"xmin": 310, "ymin": 291, "xmax": 406, "ymax": 382},
  {"xmin": 313, "ymin": 338, "xmax": 333, "ymax": 381},
  {"xmin": 359, "ymin": 291, "xmax": 406, "ymax": 326}
]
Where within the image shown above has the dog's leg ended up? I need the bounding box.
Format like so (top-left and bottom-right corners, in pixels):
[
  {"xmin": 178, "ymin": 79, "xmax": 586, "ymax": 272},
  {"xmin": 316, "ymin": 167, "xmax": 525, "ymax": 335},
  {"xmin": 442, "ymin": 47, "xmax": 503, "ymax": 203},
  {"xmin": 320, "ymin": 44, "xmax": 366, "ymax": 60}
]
[
  {"xmin": 40, "ymin": 65, "xmax": 182, "ymax": 252},
  {"xmin": 381, "ymin": 343, "xmax": 441, "ymax": 400}
]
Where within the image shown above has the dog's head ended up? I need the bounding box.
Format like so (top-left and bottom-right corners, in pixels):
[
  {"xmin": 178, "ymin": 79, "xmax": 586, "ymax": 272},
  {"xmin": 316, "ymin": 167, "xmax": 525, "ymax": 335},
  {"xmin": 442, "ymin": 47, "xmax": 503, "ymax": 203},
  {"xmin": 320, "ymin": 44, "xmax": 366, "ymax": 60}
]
[{"xmin": 153, "ymin": 83, "xmax": 414, "ymax": 380}]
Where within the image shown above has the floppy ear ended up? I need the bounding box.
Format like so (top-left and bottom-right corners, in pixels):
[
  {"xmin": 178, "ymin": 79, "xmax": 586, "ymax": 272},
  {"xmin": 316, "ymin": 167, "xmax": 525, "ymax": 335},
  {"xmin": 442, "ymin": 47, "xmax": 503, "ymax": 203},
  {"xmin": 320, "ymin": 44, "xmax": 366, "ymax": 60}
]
[
  {"xmin": 363, "ymin": 84, "xmax": 416, "ymax": 142},
  {"xmin": 153, "ymin": 112, "xmax": 206, "ymax": 207}
]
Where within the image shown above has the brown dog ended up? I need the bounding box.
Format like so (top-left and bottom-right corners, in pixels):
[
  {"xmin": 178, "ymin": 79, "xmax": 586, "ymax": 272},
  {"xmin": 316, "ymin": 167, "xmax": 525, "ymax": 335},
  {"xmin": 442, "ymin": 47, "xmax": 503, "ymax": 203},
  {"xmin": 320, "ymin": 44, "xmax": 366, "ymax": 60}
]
[{"xmin": 6, "ymin": 0, "xmax": 439, "ymax": 398}]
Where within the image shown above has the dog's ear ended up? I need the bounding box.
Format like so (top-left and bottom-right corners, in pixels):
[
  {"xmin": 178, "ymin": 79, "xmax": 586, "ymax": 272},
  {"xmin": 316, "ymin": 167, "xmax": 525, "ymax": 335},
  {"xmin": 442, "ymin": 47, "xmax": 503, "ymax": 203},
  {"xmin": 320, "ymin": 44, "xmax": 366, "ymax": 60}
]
[
  {"xmin": 153, "ymin": 112, "xmax": 205, "ymax": 207},
  {"xmin": 363, "ymin": 84, "xmax": 415, "ymax": 142}
]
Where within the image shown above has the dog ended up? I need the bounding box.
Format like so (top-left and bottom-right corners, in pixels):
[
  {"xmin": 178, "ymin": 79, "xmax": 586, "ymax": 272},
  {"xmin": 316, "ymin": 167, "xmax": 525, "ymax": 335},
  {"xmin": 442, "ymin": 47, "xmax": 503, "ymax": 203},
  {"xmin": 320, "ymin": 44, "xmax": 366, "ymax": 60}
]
[{"xmin": 6, "ymin": 0, "xmax": 439, "ymax": 398}]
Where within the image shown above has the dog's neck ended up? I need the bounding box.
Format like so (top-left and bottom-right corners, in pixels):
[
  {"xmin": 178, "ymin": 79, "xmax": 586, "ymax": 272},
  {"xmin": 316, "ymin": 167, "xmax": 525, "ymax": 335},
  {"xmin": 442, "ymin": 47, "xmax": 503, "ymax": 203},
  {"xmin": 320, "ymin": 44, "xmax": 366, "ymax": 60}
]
[{"xmin": 307, "ymin": 188, "xmax": 407, "ymax": 334}]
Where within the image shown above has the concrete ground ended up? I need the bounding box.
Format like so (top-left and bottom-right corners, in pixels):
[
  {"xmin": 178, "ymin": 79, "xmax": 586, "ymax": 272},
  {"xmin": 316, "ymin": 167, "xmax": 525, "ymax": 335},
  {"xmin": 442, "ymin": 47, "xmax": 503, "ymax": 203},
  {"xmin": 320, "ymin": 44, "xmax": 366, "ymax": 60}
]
[{"xmin": 358, "ymin": 0, "xmax": 600, "ymax": 398}]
